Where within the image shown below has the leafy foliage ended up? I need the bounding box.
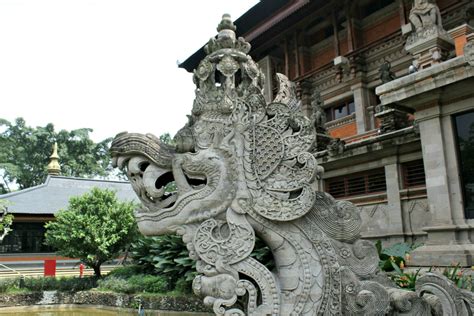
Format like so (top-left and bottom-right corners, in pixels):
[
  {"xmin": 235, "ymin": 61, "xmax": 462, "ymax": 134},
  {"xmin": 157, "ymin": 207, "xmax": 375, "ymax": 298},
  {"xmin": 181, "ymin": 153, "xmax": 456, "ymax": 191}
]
[
  {"xmin": 130, "ymin": 234, "xmax": 276, "ymax": 293},
  {"xmin": 389, "ymin": 260, "xmax": 421, "ymax": 291},
  {"xmin": 159, "ymin": 132, "xmax": 175, "ymax": 146},
  {"xmin": 107, "ymin": 264, "xmax": 145, "ymax": 279},
  {"xmin": 250, "ymin": 236, "xmax": 275, "ymax": 270},
  {"xmin": 98, "ymin": 274, "xmax": 169, "ymax": 294},
  {"xmin": 376, "ymin": 241, "xmax": 419, "ymax": 272},
  {"xmin": 130, "ymin": 235, "xmax": 195, "ymax": 287},
  {"xmin": 440, "ymin": 263, "xmax": 473, "ymax": 291},
  {"xmin": 0, "ymin": 117, "xmax": 112, "ymax": 193},
  {"xmin": 45, "ymin": 188, "xmax": 138, "ymax": 277}
]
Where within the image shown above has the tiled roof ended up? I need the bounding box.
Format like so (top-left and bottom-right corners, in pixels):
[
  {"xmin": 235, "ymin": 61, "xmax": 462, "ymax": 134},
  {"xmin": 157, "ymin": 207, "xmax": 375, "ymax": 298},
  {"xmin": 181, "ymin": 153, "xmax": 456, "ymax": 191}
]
[{"xmin": 0, "ymin": 176, "xmax": 137, "ymax": 215}]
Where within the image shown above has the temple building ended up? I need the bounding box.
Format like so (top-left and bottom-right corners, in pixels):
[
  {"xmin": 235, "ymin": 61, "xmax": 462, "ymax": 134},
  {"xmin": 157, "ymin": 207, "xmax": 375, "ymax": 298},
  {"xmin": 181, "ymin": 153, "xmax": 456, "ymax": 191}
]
[
  {"xmin": 0, "ymin": 144, "xmax": 136, "ymax": 265},
  {"xmin": 180, "ymin": 0, "xmax": 474, "ymax": 266}
]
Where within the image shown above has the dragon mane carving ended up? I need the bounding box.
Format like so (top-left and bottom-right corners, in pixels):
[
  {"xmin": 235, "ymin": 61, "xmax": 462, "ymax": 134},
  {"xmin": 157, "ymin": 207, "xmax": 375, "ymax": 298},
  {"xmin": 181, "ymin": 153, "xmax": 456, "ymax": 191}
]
[{"xmin": 111, "ymin": 14, "xmax": 473, "ymax": 315}]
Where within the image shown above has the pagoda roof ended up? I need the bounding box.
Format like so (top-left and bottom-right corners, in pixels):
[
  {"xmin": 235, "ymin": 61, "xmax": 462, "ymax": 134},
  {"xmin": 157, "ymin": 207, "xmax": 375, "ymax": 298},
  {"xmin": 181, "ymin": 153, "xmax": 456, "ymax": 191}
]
[{"xmin": 0, "ymin": 176, "xmax": 137, "ymax": 215}]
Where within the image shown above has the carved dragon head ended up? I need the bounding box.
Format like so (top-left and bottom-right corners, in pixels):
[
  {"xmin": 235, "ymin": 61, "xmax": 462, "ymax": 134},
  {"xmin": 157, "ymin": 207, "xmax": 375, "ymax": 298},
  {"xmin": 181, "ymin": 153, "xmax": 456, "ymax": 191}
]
[{"xmin": 111, "ymin": 133, "xmax": 235, "ymax": 235}]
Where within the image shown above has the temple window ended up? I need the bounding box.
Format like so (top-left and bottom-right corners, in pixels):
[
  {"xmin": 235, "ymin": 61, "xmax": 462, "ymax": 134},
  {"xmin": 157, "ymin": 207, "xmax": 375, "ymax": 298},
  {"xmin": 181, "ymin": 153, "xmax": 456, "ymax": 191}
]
[
  {"xmin": 401, "ymin": 160, "xmax": 426, "ymax": 188},
  {"xmin": 325, "ymin": 168, "xmax": 386, "ymax": 198},
  {"xmin": 325, "ymin": 99, "xmax": 355, "ymax": 121},
  {"xmin": 0, "ymin": 222, "xmax": 53, "ymax": 253},
  {"xmin": 453, "ymin": 110, "xmax": 474, "ymax": 219}
]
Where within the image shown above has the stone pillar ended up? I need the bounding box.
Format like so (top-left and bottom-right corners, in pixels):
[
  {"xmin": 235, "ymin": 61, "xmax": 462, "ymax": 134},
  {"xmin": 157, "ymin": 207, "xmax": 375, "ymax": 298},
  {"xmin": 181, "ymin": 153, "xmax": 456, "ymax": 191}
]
[
  {"xmin": 258, "ymin": 56, "xmax": 273, "ymax": 104},
  {"xmin": 351, "ymin": 83, "xmax": 370, "ymax": 133},
  {"xmin": 384, "ymin": 163, "xmax": 405, "ymax": 240},
  {"xmin": 409, "ymin": 104, "xmax": 473, "ymax": 266},
  {"xmin": 418, "ymin": 110, "xmax": 453, "ymax": 227}
]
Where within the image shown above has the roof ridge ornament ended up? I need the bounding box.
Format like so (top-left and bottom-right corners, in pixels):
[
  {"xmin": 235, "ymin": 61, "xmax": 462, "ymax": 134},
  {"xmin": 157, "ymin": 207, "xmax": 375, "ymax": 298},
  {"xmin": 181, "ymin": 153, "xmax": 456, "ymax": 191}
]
[{"xmin": 47, "ymin": 142, "xmax": 61, "ymax": 176}]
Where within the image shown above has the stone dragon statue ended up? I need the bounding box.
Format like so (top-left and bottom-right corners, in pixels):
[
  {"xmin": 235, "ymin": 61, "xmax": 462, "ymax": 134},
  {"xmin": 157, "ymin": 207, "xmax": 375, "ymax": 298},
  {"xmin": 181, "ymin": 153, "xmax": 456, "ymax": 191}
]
[{"xmin": 111, "ymin": 15, "xmax": 473, "ymax": 316}]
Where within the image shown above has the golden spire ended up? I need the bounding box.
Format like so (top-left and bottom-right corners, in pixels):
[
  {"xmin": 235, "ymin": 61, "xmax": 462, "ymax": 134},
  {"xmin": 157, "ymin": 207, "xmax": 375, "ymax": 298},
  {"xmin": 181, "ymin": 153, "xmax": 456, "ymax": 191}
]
[{"xmin": 47, "ymin": 142, "xmax": 61, "ymax": 176}]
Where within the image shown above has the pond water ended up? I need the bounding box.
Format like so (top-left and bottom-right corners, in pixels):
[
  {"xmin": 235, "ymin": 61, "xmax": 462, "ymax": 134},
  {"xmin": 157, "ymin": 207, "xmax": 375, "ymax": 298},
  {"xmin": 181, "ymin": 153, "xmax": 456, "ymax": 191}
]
[{"xmin": 0, "ymin": 306, "xmax": 211, "ymax": 316}]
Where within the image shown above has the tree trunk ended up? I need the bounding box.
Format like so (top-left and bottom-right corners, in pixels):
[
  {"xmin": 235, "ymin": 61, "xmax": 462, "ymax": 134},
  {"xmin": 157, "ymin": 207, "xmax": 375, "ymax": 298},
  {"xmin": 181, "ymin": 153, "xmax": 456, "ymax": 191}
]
[{"xmin": 92, "ymin": 264, "xmax": 101, "ymax": 278}]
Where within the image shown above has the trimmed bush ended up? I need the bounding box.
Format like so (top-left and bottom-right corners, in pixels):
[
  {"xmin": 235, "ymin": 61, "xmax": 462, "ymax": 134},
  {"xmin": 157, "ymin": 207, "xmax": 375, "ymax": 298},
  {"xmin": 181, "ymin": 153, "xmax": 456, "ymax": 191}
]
[
  {"xmin": 22, "ymin": 276, "xmax": 97, "ymax": 292},
  {"xmin": 97, "ymin": 276, "xmax": 136, "ymax": 294},
  {"xmin": 98, "ymin": 274, "xmax": 170, "ymax": 294},
  {"xmin": 174, "ymin": 277, "xmax": 193, "ymax": 294},
  {"xmin": 107, "ymin": 265, "xmax": 144, "ymax": 279},
  {"xmin": 0, "ymin": 278, "xmax": 20, "ymax": 293},
  {"xmin": 128, "ymin": 275, "xmax": 169, "ymax": 293},
  {"xmin": 0, "ymin": 276, "xmax": 97, "ymax": 293}
]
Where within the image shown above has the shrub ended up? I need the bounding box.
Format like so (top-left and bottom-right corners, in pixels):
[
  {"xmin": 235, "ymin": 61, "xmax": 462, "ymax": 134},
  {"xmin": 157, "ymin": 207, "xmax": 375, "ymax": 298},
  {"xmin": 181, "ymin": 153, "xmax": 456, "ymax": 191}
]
[
  {"xmin": 440, "ymin": 264, "xmax": 473, "ymax": 292},
  {"xmin": 130, "ymin": 235, "xmax": 195, "ymax": 285},
  {"xmin": 98, "ymin": 274, "xmax": 169, "ymax": 294},
  {"xmin": 128, "ymin": 275, "xmax": 169, "ymax": 293},
  {"xmin": 174, "ymin": 277, "xmax": 193, "ymax": 294},
  {"xmin": 376, "ymin": 241, "xmax": 420, "ymax": 272},
  {"xmin": 97, "ymin": 276, "xmax": 136, "ymax": 294},
  {"xmin": 0, "ymin": 278, "xmax": 20, "ymax": 293},
  {"xmin": 21, "ymin": 276, "xmax": 97, "ymax": 292},
  {"xmin": 107, "ymin": 265, "xmax": 144, "ymax": 279},
  {"xmin": 0, "ymin": 276, "xmax": 97, "ymax": 293}
]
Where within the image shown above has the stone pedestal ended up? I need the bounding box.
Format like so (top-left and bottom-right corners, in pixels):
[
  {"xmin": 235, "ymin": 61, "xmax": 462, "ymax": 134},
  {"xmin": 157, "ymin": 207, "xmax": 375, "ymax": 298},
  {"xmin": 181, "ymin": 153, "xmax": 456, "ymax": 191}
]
[
  {"xmin": 405, "ymin": 26, "xmax": 454, "ymax": 69},
  {"xmin": 374, "ymin": 106, "xmax": 411, "ymax": 134}
]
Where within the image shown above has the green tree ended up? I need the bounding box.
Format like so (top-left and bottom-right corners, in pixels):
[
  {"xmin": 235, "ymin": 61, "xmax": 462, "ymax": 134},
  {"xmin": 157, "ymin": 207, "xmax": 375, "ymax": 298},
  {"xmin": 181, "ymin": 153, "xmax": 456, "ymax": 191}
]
[
  {"xmin": 159, "ymin": 132, "xmax": 174, "ymax": 145},
  {"xmin": 0, "ymin": 118, "xmax": 112, "ymax": 193},
  {"xmin": 45, "ymin": 188, "xmax": 138, "ymax": 277},
  {"xmin": 0, "ymin": 200, "xmax": 13, "ymax": 242}
]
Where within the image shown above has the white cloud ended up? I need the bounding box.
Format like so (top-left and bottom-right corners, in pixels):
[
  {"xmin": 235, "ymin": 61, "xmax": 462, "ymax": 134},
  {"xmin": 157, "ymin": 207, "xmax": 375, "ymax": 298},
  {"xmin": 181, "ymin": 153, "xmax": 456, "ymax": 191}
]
[{"xmin": 0, "ymin": 0, "xmax": 258, "ymax": 141}]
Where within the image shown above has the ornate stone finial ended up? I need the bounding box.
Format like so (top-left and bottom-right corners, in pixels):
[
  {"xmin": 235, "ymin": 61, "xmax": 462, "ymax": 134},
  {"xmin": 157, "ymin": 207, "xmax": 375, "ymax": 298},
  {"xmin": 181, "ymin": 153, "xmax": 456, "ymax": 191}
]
[
  {"xmin": 47, "ymin": 142, "xmax": 61, "ymax": 176},
  {"xmin": 217, "ymin": 13, "xmax": 236, "ymax": 32}
]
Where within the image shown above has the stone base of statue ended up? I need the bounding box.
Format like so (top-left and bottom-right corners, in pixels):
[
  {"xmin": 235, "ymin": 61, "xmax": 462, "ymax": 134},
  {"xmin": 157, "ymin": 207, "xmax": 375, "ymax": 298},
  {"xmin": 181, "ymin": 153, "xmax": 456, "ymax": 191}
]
[
  {"xmin": 374, "ymin": 105, "xmax": 411, "ymax": 134},
  {"xmin": 405, "ymin": 26, "xmax": 454, "ymax": 69}
]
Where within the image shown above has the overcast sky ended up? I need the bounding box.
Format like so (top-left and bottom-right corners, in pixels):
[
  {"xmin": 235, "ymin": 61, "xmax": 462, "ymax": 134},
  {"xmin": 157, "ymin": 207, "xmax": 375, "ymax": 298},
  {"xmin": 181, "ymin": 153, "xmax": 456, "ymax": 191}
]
[{"xmin": 0, "ymin": 0, "xmax": 258, "ymax": 142}]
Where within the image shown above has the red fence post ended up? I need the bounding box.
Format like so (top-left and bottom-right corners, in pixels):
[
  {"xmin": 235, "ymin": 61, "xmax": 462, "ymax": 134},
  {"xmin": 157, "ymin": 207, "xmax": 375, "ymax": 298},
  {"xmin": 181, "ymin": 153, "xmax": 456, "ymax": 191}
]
[{"xmin": 44, "ymin": 259, "xmax": 56, "ymax": 277}]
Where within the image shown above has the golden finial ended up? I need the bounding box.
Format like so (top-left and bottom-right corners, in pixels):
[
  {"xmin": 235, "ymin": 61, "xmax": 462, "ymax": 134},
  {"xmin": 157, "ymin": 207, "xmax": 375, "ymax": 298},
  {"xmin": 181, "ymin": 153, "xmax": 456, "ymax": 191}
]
[{"xmin": 47, "ymin": 142, "xmax": 61, "ymax": 176}]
